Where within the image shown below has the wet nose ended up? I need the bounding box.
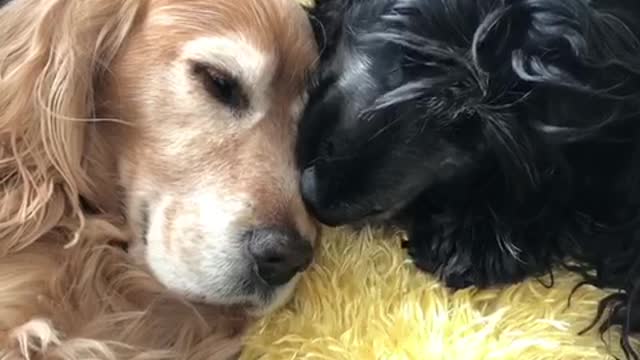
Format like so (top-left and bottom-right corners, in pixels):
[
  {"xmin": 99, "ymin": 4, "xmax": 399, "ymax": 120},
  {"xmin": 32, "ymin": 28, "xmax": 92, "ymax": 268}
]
[
  {"xmin": 246, "ymin": 227, "xmax": 313, "ymax": 286},
  {"xmin": 301, "ymin": 166, "xmax": 321, "ymax": 207},
  {"xmin": 301, "ymin": 166, "xmax": 345, "ymax": 226}
]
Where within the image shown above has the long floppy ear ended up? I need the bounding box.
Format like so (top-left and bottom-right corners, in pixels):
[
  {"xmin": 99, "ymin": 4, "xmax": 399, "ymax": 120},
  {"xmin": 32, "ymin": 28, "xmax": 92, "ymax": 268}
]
[
  {"xmin": 473, "ymin": 0, "xmax": 640, "ymax": 145},
  {"xmin": 473, "ymin": 0, "xmax": 640, "ymax": 89},
  {"xmin": 0, "ymin": 0, "xmax": 145, "ymax": 254}
]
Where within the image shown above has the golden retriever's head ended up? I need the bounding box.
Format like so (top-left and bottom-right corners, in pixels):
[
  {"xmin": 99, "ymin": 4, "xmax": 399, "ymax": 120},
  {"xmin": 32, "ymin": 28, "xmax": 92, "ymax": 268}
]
[{"xmin": 0, "ymin": 0, "xmax": 318, "ymax": 314}]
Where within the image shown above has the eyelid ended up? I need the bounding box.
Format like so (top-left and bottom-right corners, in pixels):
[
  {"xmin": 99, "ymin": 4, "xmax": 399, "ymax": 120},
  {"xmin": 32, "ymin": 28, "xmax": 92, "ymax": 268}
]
[
  {"xmin": 190, "ymin": 61, "xmax": 250, "ymax": 111},
  {"xmin": 188, "ymin": 56, "xmax": 239, "ymax": 77},
  {"xmin": 192, "ymin": 61, "xmax": 235, "ymax": 85}
]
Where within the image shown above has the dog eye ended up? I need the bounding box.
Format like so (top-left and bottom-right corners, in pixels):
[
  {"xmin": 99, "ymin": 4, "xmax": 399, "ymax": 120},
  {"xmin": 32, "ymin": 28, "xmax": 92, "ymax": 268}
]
[
  {"xmin": 321, "ymin": 140, "xmax": 336, "ymax": 158},
  {"xmin": 192, "ymin": 63, "xmax": 248, "ymax": 110}
]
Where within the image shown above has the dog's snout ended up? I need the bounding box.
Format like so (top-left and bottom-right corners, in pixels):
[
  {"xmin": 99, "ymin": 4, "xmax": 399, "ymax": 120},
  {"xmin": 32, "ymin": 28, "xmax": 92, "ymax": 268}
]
[
  {"xmin": 301, "ymin": 166, "xmax": 346, "ymax": 226},
  {"xmin": 246, "ymin": 227, "xmax": 313, "ymax": 286}
]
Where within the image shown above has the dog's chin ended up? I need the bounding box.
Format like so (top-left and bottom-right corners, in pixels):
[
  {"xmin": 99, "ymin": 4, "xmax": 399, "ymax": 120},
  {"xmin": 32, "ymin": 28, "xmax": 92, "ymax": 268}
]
[
  {"xmin": 319, "ymin": 194, "xmax": 419, "ymax": 230},
  {"xmin": 246, "ymin": 274, "xmax": 301, "ymax": 316},
  {"xmin": 124, "ymin": 239, "xmax": 301, "ymax": 315},
  {"xmin": 178, "ymin": 275, "xmax": 300, "ymax": 317},
  {"xmin": 201, "ymin": 270, "xmax": 302, "ymax": 317}
]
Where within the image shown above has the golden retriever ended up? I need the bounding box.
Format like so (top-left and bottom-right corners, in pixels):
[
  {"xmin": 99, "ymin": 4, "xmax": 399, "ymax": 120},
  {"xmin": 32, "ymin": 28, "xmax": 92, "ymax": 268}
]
[{"xmin": 0, "ymin": 0, "xmax": 318, "ymax": 358}]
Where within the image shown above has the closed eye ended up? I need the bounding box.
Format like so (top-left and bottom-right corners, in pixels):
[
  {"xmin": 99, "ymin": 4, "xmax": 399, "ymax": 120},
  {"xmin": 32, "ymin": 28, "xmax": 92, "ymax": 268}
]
[
  {"xmin": 320, "ymin": 139, "xmax": 335, "ymax": 158},
  {"xmin": 192, "ymin": 62, "xmax": 249, "ymax": 112}
]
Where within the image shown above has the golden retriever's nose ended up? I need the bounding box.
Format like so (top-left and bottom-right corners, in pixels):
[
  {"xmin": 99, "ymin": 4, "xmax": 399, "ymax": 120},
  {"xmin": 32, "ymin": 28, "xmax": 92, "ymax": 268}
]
[{"xmin": 246, "ymin": 227, "xmax": 313, "ymax": 286}]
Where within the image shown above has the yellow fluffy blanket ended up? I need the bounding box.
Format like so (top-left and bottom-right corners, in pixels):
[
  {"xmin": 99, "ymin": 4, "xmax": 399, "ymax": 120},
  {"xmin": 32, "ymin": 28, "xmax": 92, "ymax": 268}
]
[{"xmin": 241, "ymin": 227, "xmax": 629, "ymax": 359}]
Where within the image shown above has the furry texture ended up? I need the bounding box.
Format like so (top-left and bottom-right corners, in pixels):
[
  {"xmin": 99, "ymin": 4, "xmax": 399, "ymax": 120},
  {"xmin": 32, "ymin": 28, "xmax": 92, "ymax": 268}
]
[
  {"xmin": 298, "ymin": 0, "xmax": 640, "ymax": 357},
  {"xmin": 0, "ymin": 218, "xmax": 247, "ymax": 360},
  {"xmin": 243, "ymin": 227, "xmax": 634, "ymax": 359},
  {"xmin": 0, "ymin": 0, "xmax": 318, "ymax": 358}
]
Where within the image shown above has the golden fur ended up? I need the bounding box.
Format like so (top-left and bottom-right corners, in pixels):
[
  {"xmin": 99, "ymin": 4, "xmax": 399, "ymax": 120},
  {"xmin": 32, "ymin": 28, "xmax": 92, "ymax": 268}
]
[{"xmin": 0, "ymin": 0, "xmax": 318, "ymax": 358}]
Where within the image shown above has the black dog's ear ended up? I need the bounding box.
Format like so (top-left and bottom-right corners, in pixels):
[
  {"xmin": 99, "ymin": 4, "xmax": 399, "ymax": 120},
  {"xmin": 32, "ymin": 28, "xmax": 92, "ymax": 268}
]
[
  {"xmin": 306, "ymin": 0, "xmax": 351, "ymax": 59},
  {"xmin": 473, "ymin": 0, "xmax": 640, "ymax": 89},
  {"xmin": 472, "ymin": 0, "xmax": 597, "ymax": 89},
  {"xmin": 474, "ymin": 0, "xmax": 640, "ymax": 144}
]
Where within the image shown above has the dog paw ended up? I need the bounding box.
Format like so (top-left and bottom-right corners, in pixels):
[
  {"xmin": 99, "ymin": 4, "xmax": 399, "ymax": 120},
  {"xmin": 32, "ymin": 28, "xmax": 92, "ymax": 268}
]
[
  {"xmin": 406, "ymin": 211, "xmax": 532, "ymax": 289},
  {"xmin": 441, "ymin": 269, "xmax": 475, "ymax": 289},
  {"xmin": 5, "ymin": 318, "xmax": 61, "ymax": 359},
  {"xmin": 405, "ymin": 221, "xmax": 443, "ymax": 275},
  {"xmin": 408, "ymin": 235, "xmax": 475, "ymax": 289},
  {"xmin": 405, "ymin": 214, "xmax": 475, "ymax": 287}
]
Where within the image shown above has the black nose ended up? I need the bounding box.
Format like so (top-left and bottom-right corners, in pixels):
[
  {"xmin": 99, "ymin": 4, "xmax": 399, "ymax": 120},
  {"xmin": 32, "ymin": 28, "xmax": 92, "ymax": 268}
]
[
  {"xmin": 246, "ymin": 227, "xmax": 313, "ymax": 286},
  {"xmin": 301, "ymin": 166, "xmax": 320, "ymax": 206},
  {"xmin": 301, "ymin": 166, "xmax": 345, "ymax": 226},
  {"xmin": 300, "ymin": 166, "xmax": 349, "ymax": 226}
]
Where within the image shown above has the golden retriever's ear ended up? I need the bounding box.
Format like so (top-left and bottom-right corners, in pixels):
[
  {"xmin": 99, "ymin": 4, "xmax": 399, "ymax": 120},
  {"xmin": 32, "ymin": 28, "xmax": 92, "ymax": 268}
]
[{"xmin": 0, "ymin": 0, "xmax": 146, "ymax": 254}]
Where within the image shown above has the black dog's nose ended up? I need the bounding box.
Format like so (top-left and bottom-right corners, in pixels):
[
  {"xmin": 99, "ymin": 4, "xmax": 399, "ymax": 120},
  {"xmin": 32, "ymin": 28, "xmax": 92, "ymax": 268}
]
[
  {"xmin": 301, "ymin": 166, "xmax": 319, "ymax": 206},
  {"xmin": 246, "ymin": 227, "xmax": 313, "ymax": 286},
  {"xmin": 301, "ymin": 166, "xmax": 345, "ymax": 226}
]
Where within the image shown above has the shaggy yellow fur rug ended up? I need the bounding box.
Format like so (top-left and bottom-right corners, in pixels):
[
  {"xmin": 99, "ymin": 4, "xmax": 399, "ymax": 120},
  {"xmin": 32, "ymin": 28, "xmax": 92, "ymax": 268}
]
[{"xmin": 241, "ymin": 227, "xmax": 630, "ymax": 360}]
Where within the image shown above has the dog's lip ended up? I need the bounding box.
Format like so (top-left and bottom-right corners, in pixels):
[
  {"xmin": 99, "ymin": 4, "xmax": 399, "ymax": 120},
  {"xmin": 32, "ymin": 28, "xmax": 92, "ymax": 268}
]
[
  {"xmin": 366, "ymin": 208, "xmax": 396, "ymax": 221},
  {"xmin": 312, "ymin": 209, "xmax": 350, "ymax": 226},
  {"xmin": 314, "ymin": 203, "xmax": 393, "ymax": 226},
  {"xmin": 251, "ymin": 261, "xmax": 308, "ymax": 288},
  {"xmin": 369, "ymin": 207, "xmax": 387, "ymax": 215},
  {"xmin": 112, "ymin": 237, "xmax": 280, "ymax": 312}
]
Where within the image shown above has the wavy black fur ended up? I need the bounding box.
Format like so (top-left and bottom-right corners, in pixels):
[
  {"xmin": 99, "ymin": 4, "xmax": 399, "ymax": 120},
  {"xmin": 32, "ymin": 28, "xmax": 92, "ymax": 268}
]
[{"xmin": 299, "ymin": 0, "xmax": 640, "ymax": 357}]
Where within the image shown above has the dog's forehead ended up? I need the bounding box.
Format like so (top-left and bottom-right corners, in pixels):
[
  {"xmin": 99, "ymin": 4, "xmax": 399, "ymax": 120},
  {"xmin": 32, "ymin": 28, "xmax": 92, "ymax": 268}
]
[{"xmin": 148, "ymin": 0, "xmax": 317, "ymax": 94}]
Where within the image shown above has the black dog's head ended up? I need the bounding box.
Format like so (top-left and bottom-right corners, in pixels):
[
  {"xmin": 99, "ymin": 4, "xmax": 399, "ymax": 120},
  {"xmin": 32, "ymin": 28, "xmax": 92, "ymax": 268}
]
[
  {"xmin": 299, "ymin": 0, "xmax": 640, "ymax": 226},
  {"xmin": 299, "ymin": 0, "xmax": 488, "ymax": 225}
]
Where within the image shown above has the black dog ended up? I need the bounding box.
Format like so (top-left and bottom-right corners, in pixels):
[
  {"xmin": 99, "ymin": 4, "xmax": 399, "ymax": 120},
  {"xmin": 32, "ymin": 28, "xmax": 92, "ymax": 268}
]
[{"xmin": 299, "ymin": 0, "xmax": 640, "ymax": 356}]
